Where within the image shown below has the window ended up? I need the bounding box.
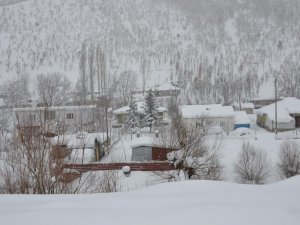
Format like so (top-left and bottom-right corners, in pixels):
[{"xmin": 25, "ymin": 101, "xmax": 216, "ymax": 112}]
[
  {"xmin": 220, "ymin": 121, "xmax": 226, "ymax": 127},
  {"xmin": 67, "ymin": 113, "xmax": 74, "ymax": 119},
  {"xmin": 196, "ymin": 122, "xmax": 202, "ymax": 128},
  {"xmin": 28, "ymin": 114, "xmax": 36, "ymax": 121},
  {"xmin": 44, "ymin": 111, "xmax": 56, "ymax": 120}
]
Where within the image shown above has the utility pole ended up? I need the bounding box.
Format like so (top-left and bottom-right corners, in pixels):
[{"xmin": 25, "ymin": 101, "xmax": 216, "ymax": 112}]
[{"xmin": 274, "ymin": 77, "xmax": 278, "ymax": 134}]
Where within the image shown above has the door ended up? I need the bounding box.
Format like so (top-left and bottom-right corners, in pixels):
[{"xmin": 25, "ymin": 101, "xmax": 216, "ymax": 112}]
[{"xmin": 295, "ymin": 116, "xmax": 300, "ymax": 128}]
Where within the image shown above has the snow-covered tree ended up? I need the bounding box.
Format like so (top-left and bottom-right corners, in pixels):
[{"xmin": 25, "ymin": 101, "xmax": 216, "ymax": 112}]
[
  {"xmin": 125, "ymin": 102, "xmax": 140, "ymax": 130},
  {"xmin": 278, "ymin": 140, "xmax": 300, "ymax": 179},
  {"xmin": 155, "ymin": 102, "xmax": 222, "ymax": 181},
  {"xmin": 234, "ymin": 142, "xmax": 271, "ymax": 184},
  {"xmin": 143, "ymin": 89, "xmax": 159, "ymax": 132}
]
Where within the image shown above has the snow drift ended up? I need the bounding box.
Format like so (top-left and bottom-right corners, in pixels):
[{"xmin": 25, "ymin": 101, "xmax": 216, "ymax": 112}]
[{"xmin": 0, "ymin": 176, "xmax": 299, "ymax": 225}]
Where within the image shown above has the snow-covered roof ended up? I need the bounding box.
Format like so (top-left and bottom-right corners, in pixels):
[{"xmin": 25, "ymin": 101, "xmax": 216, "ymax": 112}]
[
  {"xmin": 130, "ymin": 136, "xmax": 154, "ymax": 148},
  {"xmin": 233, "ymin": 102, "xmax": 254, "ymax": 109},
  {"xmin": 113, "ymin": 102, "xmax": 167, "ymax": 115},
  {"xmin": 154, "ymin": 82, "xmax": 180, "ymax": 91},
  {"xmin": 234, "ymin": 111, "xmax": 250, "ymax": 124},
  {"xmin": 180, "ymin": 104, "xmax": 235, "ymax": 119},
  {"xmin": 52, "ymin": 132, "xmax": 107, "ymax": 149},
  {"xmin": 13, "ymin": 105, "xmax": 97, "ymax": 112},
  {"xmin": 256, "ymin": 97, "xmax": 300, "ymax": 123},
  {"xmin": 281, "ymin": 97, "xmax": 300, "ymax": 114}
]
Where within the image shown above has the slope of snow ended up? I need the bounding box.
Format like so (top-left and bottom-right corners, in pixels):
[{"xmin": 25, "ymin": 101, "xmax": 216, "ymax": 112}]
[
  {"xmin": 234, "ymin": 111, "xmax": 250, "ymax": 124},
  {"xmin": 0, "ymin": 177, "xmax": 299, "ymax": 225},
  {"xmin": 180, "ymin": 104, "xmax": 235, "ymax": 118},
  {"xmin": 225, "ymin": 18, "xmax": 239, "ymax": 44}
]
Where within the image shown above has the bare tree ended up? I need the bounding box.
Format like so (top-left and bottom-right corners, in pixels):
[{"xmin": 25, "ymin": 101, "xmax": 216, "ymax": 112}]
[
  {"xmin": 0, "ymin": 108, "xmax": 94, "ymax": 194},
  {"xmin": 278, "ymin": 53, "xmax": 300, "ymax": 98},
  {"xmin": 140, "ymin": 56, "xmax": 149, "ymax": 96},
  {"xmin": 88, "ymin": 44, "xmax": 95, "ymax": 102},
  {"xmin": 96, "ymin": 170, "xmax": 119, "ymax": 193},
  {"xmin": 68, "ymin": 170, "xmax": 120, "ymax": 194},
  {"xmin": 2, "ymin": 73, "xmax": 31, "ymax": 107},
  {"xmin": 116, "ymin": 71, "xmax": 137, "ymax": 106},
  {"xmin": 277, "ymin": 140, "xmax": 300, "ymax": 179},
  {"xmin": 77, "ymin": 42, "xmax": 88, "ymax": 103},
  {"xmin": 155, "ymin": 102, "xmax": 222, "ymax": 181},
  {"xmin": 0, "ymin": 126, "xmax": 60, "ymax": 194},
  {"xmin": 234, "ymin": 142, "xmax": 271, "ymax": 184},
  {"xmin": 36, "ymin": 72, "xmax": 71, "ymax": 106}
]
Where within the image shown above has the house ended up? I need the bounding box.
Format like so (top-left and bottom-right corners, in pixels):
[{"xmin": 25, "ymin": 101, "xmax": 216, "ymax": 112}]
[
  {"xmin": 113, "ymin": 101, "xmax": 167, "ymax": 127},
  {"xmin": 131, "ymin": 143, "xmax": 177, "ymax": 162},
  {"xmin": 234, "ymin": 111, "xmax": 251, "ymax": 130},
  {"xmin": 233, "ymin": 102, "xmax": 255, "ymax": 114},
  {"xmin": 180, "ymin": 104, "xmax": 235, "ymax": 133},
  {"xmin": 13, "ymin": 105, "xmax": 97, "ymax": 134},
  {"xmin": 249, "ymin": 97, "xmax": 281, "ymax": 109},
  {"xmin": 256, "ymin": 97, "xmax": 300, "ymax": 131},
  {"xmin": 51, "ymin": 132, "xmax": 107, "ymax": 163},
  {"xmin": 131, "ymin": 83, "xmax": 181, "ymax": 108}
]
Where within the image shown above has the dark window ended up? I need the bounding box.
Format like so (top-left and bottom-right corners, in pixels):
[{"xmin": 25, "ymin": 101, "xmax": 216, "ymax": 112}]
[
  {"xmin": 67, "ymin": 113, "xmax": 74, "ymax": 119},
  {"xmin": 45, "ymin": 111, "xmax": 56, "ymax": 120},
  {"xmin": 28, "ymin": 114, "xmax": 36, "ymax": 121}
]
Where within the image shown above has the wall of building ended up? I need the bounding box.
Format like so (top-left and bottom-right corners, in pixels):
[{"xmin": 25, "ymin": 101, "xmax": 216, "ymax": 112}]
[
  {"xmin": 183, "ymin": 117, "xmax": 234, "ymax": 132},
  {"xmin": 264, "ymin": 117, "xmax": 295, "ymax": 131},
  {"xmin": 131, "ymin": 146, "xmax": 152, "ymax": 161},
  {"xmin": 14, "ymin": 107, "xmax": 97, "ymax": 133}
]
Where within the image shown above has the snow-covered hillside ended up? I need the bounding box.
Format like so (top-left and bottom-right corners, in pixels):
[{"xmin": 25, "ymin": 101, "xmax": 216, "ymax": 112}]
[
  {"xmin": 0, "ymin": 0, "xmax": 192, "ymax": 89},
  {"xmin": 1, "ymin": 176, "xmax": 299, "ymax": 225},
  {"xmin": 1, "ymin": 0, "xmax": 300, "ymax": 103}
]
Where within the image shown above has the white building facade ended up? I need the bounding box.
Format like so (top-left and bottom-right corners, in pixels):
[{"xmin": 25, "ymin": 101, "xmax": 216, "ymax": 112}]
[{"xmin": 180, "ymin": 104, "xmax": 235, "ymax": 133}]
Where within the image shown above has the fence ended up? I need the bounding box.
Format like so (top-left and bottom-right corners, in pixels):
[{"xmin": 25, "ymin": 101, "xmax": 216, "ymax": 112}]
[
  {"xmin": 63, "ymin": 162, "xmax": 175, "ymax": 173},
  {"xmin": 275, "ymin": 130, "xmax": 300, "ymax": 140}
]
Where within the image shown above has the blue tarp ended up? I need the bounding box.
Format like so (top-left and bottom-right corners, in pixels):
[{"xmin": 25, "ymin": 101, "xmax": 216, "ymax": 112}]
[{"xmin": 234, "ymin": 124, "xmax": 250, "ymax": 130}]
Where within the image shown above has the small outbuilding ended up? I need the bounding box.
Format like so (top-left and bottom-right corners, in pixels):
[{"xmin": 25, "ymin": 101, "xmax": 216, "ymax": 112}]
[
  {"xmin": 51, "ymin": 132, "xmax": 107, "ymax": 163},
  {"xmin": 256, "ymin": 97, "xmax": 300, "ymax": 132},
  {"xmin": 233, "ymin": 102, "xmax": 255, "ymax": 114},
  {"xmin": 131, "ymin": 143, "xmax": 177, "ymax": 162},
  {"xmin": 234, "ymin": 111, "xmax": 251, "ymax": 130}
]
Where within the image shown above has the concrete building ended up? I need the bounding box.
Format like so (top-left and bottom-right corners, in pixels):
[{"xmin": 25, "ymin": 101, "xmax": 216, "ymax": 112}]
[{"xmin": 180, "ymin": 104, "xmax": 235, "ymax": 133}]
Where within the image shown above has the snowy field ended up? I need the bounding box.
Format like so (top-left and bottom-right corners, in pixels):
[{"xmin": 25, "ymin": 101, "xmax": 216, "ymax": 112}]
[
  {"xmin": 107, "ymin": 115, "xmax": 300, "ymax": 187},
  {"xmin": 0, "ymin": 176, "xmax": 300, "ymax": 225},
  {"xmin": 1, "ymin": 114, "xmax": 300, "ymax": 225}
]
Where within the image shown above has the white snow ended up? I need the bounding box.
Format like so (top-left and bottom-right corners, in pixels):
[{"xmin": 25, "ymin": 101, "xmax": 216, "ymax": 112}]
[
  {"xmin": 281, "ymin": 97, "xmax": 300, "ymax": 114},
  {"xmin": 258, "ymin": 79, "xmax": 275, "ymax": 100},
  {"xmin": 234, "ymin": 111, "xmax": 250, "ymax": 124},
  {"xmin": 70, "ymin": 148, "xmax": 95, "ymax": 163},
  {"xmin": 0, "ymin": 177, "xmax": 300, "ymax": 225},
  {"xmin": 234, "ymin": 127, "xmax": 254, "ymax": 137},
  {"xmin": 122, "ymin": 165, "xmax": 131, "ymax": 173},
  {"xmin": 225, "ymin": 18, "xmax": 239, "ymax": 44},
  {"xmin": 129, "ymin": 136, "xmax": 153, "ymax": 149},
  {"xmin": 180, "ymin": 104, "xmax": 235, "ymax": 119},
  {"xmin": 233, "ymin": 102, "xmax": 254, "ymax": 109},
  {"xmin": 53, "ymin": 132, "xmax": 106, "ymax": 149}
]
